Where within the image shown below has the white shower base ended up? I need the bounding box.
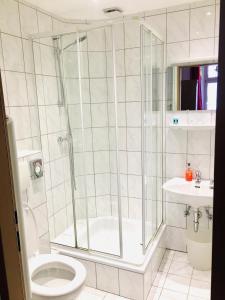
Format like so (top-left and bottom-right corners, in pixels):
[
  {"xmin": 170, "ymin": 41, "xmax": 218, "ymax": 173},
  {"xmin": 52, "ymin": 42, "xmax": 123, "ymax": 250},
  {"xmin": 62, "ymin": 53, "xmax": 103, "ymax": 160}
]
[
  {"xmin": 52, "ymin": 220, "xmax": 166, "ymax": 299},
  {"xmin": 54, "ymin": 217, "xmax": 150, "ymax": 264}
]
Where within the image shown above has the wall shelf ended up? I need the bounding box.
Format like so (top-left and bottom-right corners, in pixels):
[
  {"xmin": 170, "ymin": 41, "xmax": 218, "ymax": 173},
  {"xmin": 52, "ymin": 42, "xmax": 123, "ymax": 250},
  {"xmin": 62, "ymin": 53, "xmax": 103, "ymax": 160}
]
[{"xmin": 168, "ymin": 124, "xmax": 215, "ymax": 130}]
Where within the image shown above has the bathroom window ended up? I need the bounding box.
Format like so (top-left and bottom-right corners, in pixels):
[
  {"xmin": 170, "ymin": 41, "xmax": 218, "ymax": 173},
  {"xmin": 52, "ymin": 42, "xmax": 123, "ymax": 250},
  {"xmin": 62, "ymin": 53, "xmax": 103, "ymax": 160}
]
[{"xmin": 205, "ymin": 64, "xmax": 218, "ymax": 110}]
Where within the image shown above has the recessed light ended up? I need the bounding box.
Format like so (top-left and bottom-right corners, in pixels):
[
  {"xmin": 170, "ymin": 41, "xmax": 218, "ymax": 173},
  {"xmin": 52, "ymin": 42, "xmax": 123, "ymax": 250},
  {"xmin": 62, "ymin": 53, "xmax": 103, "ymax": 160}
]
[{"xmin": 206, "ymin": 11, "xmax": 212, "ymax": 16}]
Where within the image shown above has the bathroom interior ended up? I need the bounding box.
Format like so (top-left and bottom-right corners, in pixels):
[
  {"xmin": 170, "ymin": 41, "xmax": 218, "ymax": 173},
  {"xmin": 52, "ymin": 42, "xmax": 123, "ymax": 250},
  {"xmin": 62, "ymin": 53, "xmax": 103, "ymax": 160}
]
[{"xmin": 0, "ymin": 0, "xmax": 221, "ymax": 299}]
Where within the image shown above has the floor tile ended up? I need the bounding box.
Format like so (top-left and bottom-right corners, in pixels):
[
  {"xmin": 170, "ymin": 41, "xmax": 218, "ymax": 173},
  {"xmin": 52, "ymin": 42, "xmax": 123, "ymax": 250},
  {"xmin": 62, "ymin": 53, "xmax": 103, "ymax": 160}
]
[
  {"xmin": 159, "ymin": 288, "xmax": 188, "ymax": 300},
  {"xmin": 173, "ymin": 252, "xmax": 189, "ymax": 263},
  {"xmin": 188, "ymin": 296, "xmax": 210, "ymax": 300},
  {"xmin": 164, "ymin": 274, "xmax": 190, "ymax": 294},
  {"xmin": 153, "ymin": 272, "xmax": 167, "ymax": 288},
  {"xmin": 147, "ymin": 287, "xmax": 162, "ymax": 300},
  {"xmin": 164, "ymin": 250, "xmax": 175, "ymax": 261},
  {"xmin": 192, "ymin": 269, "xmax": 211, "ymax": 283},
  {"xmin": 189, "ymin": 279, "xmax": 211, "ymax": 299},
  {"xmin": 169, "ymin": 261, "xmax": 193, "ymax": 278},
  {"xmin": 77, "ymin": 287, "xmax": 106, "ymax": 300},
  {"xmin": 159, "ymin": 257, "xmax": 172, "ymax": 273},
  {"xmin": 104, "ymin": 294, "xmax": 129, "ymax": 300}
]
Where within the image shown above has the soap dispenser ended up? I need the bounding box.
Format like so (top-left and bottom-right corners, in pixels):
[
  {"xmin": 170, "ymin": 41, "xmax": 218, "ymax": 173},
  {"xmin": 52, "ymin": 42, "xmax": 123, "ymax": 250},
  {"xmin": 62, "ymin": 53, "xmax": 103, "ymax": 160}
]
[{"xmin": 185, "ymin": 163, "xmax": 193, "ymax": 181}]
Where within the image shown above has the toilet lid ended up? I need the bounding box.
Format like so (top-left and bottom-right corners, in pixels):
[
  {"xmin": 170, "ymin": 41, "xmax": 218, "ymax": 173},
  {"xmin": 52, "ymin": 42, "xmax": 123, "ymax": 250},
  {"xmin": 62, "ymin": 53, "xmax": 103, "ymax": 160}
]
[{"xmin": 29, "ymin": 254, "xmax": 86, "ymax": 297}]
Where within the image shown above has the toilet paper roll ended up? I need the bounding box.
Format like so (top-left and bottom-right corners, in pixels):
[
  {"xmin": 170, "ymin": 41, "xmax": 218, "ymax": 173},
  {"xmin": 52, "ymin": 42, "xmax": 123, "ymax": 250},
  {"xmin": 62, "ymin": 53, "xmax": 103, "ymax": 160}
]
[{"xmin": 18, "ymin": 161, "xmax": 30, "ymax": 192}]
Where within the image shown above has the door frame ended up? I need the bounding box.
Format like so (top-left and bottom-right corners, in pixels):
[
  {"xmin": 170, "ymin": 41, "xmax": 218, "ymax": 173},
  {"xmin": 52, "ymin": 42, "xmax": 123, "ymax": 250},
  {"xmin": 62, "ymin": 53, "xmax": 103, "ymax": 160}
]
[
  {"xmin": 0, "ymin": 72, "xmax": 26, "ymax": 299},
  {"xmin": 211, "ymin": 0, "xmax": 225, "ymax": 299}
]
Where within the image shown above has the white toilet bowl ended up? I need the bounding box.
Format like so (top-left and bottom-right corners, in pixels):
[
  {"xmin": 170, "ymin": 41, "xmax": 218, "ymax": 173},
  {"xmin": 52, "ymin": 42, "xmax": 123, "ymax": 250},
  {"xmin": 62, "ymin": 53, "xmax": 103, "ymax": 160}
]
[
  {"xmin": 29, "ymin": 253, "xmax": 86, "ymax": 300},
  {"xmin": 22, "ymin": 203, "xmax": 86, "ymax": 300}
]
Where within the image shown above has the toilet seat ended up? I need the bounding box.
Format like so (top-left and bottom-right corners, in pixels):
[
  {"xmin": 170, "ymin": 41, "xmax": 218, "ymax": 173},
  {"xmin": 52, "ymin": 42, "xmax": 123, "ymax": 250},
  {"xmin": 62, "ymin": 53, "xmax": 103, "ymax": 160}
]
[{"xmin": 29, "ymin": 254, "xmax": 86, "ymax": 297}]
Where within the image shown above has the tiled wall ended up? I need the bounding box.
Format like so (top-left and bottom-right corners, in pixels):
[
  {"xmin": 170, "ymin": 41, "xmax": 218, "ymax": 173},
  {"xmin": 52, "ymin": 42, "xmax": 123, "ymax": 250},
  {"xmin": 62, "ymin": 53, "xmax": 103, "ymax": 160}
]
[
  {"xmin": 1, "ymin": 0, "xmax": 220, "ymax": 252},
  {"xmin": 0, "ymin": 0, "xmax": 84, "ymax": 248},
  {"xmin": 143, "ymin": 0, "xmax": 219, "ymax": 251},
  {"xmin": 165, "ymin": 111, "xmax": 215, "ymax": 251}
]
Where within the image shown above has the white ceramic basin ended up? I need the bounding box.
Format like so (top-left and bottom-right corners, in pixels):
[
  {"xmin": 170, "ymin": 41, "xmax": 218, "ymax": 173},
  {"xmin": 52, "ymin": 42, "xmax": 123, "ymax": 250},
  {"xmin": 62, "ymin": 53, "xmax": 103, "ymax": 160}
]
[{"xmin": 163, "ymin": 177, "xmax": 213, "ymax": 208}]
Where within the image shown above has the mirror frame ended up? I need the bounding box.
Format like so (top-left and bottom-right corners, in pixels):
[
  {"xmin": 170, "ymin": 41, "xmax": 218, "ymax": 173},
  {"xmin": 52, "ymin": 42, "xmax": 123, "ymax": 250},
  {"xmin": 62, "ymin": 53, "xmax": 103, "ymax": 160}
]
[{"xmin": 168, "ymin": 58, "xmax": 218, "ymax": 112}]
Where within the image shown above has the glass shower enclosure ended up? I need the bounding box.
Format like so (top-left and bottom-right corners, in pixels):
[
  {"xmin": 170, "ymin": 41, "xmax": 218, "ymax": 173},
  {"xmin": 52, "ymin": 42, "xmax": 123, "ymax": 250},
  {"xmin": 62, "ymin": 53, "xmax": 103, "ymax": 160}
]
[{"xmin": 33, "ymin": 21, "xmax": 164, "ymax": 262}]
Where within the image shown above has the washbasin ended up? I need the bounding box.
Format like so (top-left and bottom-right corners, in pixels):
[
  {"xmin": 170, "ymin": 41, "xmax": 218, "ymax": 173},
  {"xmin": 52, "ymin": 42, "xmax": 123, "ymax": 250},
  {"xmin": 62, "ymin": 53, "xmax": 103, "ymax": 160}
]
[{"xmin": 163, "ymin": 177, "xmax": 213, "ymax": 208}]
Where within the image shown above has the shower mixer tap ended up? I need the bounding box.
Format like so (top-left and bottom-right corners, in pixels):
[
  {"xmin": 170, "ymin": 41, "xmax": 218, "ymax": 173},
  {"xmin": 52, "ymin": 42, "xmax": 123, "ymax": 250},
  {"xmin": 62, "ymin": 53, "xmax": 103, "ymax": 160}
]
[{"xmin": 57, "ymin": 135, "xmax": 69, "ymax": 144}]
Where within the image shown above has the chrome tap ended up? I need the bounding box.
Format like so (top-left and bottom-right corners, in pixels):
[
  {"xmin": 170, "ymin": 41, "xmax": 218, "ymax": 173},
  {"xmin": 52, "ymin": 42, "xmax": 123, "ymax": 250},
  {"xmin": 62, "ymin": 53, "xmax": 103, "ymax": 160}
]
[
  {"xmin": 209, "ymin": 179, "xmax": 214, "ymax": 189},
  {"xmin": 195, "ymin": 170, "xmax": 201, "ymax": 184}
]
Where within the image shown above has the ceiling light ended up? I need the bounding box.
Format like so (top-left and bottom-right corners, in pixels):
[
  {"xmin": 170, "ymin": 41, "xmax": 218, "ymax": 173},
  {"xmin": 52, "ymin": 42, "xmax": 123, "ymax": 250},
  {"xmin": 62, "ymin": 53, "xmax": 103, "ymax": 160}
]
[{"xmin": 206, "ymin": 11, "xmax": 212, "ymax": 16}]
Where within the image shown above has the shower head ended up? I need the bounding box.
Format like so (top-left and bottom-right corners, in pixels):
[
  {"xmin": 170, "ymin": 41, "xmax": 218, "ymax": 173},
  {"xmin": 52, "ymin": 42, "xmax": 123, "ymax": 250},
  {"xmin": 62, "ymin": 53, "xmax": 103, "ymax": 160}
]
[{"xmin": 62, "ymin": 35, "xmax": 87, "ymax": 51}]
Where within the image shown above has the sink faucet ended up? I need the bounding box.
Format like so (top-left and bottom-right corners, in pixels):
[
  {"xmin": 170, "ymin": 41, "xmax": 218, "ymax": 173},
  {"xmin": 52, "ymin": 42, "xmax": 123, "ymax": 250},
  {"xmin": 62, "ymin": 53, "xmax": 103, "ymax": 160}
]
[{"xmin": 195, "ymin": 170, "xmax": 201, "ymax": 184}]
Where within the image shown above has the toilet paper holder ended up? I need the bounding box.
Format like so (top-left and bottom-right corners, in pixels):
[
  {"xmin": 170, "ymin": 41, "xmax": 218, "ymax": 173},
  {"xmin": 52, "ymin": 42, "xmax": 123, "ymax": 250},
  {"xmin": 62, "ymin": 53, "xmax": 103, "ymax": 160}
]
[{"xmin": 29, "ymin": 159, "xmax": 44, "ymax": 180}]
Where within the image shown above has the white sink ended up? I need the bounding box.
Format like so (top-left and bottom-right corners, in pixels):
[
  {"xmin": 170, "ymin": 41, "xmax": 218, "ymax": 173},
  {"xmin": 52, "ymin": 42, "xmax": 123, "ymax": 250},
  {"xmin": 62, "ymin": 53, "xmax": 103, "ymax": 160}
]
[{"xmin": 163, "ymin": 177, "xmax": 213, "ymax": 208}]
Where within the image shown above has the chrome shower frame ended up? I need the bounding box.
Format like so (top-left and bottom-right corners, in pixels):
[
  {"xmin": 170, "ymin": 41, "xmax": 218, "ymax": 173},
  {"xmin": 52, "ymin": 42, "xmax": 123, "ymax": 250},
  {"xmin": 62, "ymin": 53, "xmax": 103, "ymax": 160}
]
[{"xmin": 30, "ymin": 19, "xmax": 165, "ymax": 259}]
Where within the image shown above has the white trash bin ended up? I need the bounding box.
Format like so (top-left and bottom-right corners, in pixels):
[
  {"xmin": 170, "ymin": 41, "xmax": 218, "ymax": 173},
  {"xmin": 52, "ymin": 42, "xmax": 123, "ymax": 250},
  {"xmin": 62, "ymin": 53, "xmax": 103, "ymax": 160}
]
[{"xmin": 187, "ymin": 228, "xmax": 212, "ymax": 271}]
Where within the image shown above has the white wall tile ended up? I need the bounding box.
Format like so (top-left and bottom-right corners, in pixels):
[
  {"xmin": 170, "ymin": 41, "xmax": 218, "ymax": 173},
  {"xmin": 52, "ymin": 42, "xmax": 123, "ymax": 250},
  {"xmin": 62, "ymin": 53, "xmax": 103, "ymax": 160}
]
[
  {"xmin": 167, "ymin": 10, "xmax": 190, "ymax": 43},
  {"xmin": 125, "ymin": 48, "xmax": 140, "ymax": 75},
  {"xmin": 0, "ymin": 0, "xmax": 21, "ymax": 37},
  {"xmin": 126, "ymin": 102, "xmax": 141, "ymax": 127},
  {"xmin": 128, "ymin": 152, "xmax": 142, "ymax": 175},
  {"xmin": 166, "ymin": 128, "xmax": 187, "ymax": 154},
  {"xmin": 128, "ymin": 175, "xmax": 142, "ymax": 198},
  {"xmin": 124, "ymin": 22, "xmax": 140, "ymax": 48},
  {"xmin": 40, "ymin": 44, "xmax": 56, "ymax": 76},
  {"xmin": 89, "ymin": 52, "xmax": 106, "ymax": 78},
  {"xmin": 91, "ymin": 103, "xmax": 108, "ymax": 127},
  {"xmin": 166, "ymin": 154, "xmax": 186, "ymax": 178},
  {"xmin": 78, "ymin": 259, "xmax": 97, "ymax": 288},
  {"xmin": 187, "ymin": 131, "xmax": 211, "ymax": 155},
  {"xmin": 127, "ymin": 128, "xmax": 141, "ymax": 151},
  {"xmin": 167, "ymin": 42, "xmax": 190, "ymax": 65},
  {"xmin": 94, "ymin": 151, "xmax": 110, "ymax": 173},
  {"xmin": 166, "ymin": 202, "xmax": 187, "ymax": 228},
  {"xmin": 190, "ymin": 38, "xmax": 214, "ymax": 59},
  {"xmin": 166, "ymin": 226, "xmax": 187, "ymax": 252},
  {"xmin": 87, "ymin": 28, "xmax": 106, "ymax": 51},
  {"xmin": 5, "ymin": 71, "xmax": 28, "ymax": 106},
  {"xmin": 190, "ymin": 6, "xmax": 215, "ymax": 39},
  {"xmin": 19, "ymin": 3, "xmax": 38, "ymax": 37},
  {"xmin": 215, "ymin": 4, "xmax": 220, "ymax": 37},
  {"xmin": 1, "ymin": 34, "xmax": 24, "ymax": 72},
  {"xmin": 126, "ymin": 76, "xmax": 141, "ymax": 101},
  {"xmin": 10, "ymin": 107, "xmax": 31, "ymax": 139},
  {"xmin": 96, "ymin": 264, "xmax": 119, "ymax": 294},
  {"xmin": 90, "ymin": 78, "xmax": 107, "ymax": 103},
  {"xmin": 119, "ymin": 269, "xmax": 144, "ymax": 300},
  {"xmin": 145, "ymin": 14, "xmax": 167, "ymax": 41}
]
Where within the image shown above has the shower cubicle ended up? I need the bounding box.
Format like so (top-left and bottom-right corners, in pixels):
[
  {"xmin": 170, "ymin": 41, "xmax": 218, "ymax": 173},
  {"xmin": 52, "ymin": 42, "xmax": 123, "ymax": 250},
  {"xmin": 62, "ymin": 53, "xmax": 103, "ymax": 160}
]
[{"xmin": 33, "ymin": 20, "xmax": 164, "ymax": 264}]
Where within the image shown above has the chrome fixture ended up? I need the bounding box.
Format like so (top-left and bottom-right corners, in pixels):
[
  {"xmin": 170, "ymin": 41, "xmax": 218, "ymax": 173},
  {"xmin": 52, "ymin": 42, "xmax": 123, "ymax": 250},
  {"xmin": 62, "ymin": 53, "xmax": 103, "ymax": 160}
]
[
  {"xmin": 184, "ymin": 205, "xmax": 191, "ymax": 217},
  {"xmin": 57, "ymin": 135, "xmax": 69, "ymax": 144},
  {"xmin": 209, "ymin": 179, "xmax": 214, "ymax": 189},
  {"xmin": 195, "ymin": 170, "xmax": 201, "ymax": 185},
  {"xmin": 30, "ymin": 159, "xmax": 44, "ymax": 180},
  {"xmin": 193, "ymin": 209, "xmax": 202, "ymax": 232},
  {"xmin": 205, "ymin": 208, "xmax": 213, "ymax": 221}
]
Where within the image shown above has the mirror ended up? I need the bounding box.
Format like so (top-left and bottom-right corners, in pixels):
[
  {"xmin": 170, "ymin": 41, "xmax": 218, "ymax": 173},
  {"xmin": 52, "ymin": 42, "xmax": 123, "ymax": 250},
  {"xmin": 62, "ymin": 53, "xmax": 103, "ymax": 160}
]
[{"xmin": 167, "ymin": 62, "xmax": 218, "ymax": 111}]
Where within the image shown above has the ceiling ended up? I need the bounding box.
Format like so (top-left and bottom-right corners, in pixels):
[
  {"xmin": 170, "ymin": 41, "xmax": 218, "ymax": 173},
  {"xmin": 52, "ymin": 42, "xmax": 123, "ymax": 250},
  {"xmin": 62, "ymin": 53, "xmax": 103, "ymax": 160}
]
[{"xmin": 24, "ymin": 0, "xmax": 201, "ymax": 21}]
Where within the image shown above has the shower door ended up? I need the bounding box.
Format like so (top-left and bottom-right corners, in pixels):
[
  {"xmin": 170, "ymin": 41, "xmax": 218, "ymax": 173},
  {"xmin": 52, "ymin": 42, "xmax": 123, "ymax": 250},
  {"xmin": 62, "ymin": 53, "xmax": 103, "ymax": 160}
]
[
  {"xmin": 141, "ymin": 24, "xmax": 164, "ymax": 251},
  {"xmin": 59, "ymin": 27, "xmax": 122, "ymax": 257}
]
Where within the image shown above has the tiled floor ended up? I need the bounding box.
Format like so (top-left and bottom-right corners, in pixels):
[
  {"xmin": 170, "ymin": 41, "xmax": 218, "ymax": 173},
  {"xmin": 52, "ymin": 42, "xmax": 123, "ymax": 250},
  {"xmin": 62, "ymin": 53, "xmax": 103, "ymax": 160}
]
[
  {"xmin": 148, "ymin": 250, "xmax": 211, "ymax": 300},
  {"xmin": 77, "ymin": 250, "xmax": 211, "ymax": 300},
  {"xmin": 77, "ymin": 287, "xmax": 129, "ymax": 300}
]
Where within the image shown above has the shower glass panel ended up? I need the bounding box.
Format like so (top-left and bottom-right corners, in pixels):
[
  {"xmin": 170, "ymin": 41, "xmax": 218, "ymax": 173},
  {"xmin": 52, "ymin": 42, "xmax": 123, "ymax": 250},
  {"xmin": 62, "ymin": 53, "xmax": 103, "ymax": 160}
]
[
  {"xmin": 141, "ymin": 25, "xmax": 164, "ymax": 250},
  {"xmin": 60, "ymin": 27, "xmax": 121, "ymax": 256},
  {"xmin": 152, "ymin": 34, "xmax": 164, "ymax": 232}
]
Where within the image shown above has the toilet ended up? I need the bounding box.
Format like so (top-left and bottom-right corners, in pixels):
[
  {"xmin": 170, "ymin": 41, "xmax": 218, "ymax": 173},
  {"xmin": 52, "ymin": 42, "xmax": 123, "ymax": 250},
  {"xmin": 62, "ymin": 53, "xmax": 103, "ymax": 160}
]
[{"xmin": 23, "ymin": 203, "xmax": 86, "ymax": 300}]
